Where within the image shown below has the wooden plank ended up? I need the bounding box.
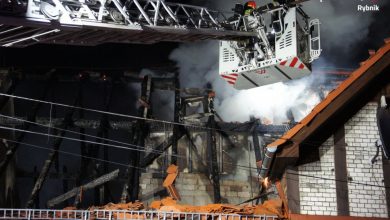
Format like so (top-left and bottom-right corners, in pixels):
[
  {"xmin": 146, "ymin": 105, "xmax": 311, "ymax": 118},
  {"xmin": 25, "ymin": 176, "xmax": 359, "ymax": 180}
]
[
  {"xmin": 333, "ymin": 126, "xmax": 349, "ymax": 216},
  {"xmin": 47, "ymin": 169, "xmax": 119, "ymax": 208},
  {"xmin": 286, "ymin": 167, "xmax": 300, "ymax": 214}
]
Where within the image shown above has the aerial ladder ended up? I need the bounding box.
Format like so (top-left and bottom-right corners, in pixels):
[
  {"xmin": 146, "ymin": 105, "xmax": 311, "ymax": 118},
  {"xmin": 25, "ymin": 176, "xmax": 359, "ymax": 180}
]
[{"xmin": 0, "ymin": 0, "xmax": 322, "ymax": 88}]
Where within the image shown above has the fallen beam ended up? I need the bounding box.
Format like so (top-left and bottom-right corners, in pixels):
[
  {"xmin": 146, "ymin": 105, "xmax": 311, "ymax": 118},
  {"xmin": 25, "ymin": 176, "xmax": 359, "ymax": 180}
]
[
  {"xmin": 47, "ymin": 169, "xmax": 119, "ymax": 208},
  {"xmin": 0, "ymin": 116, "xmax": 291, "ymax": 133},
  {"xmin": 140, "ymin": 128, "xmax": 185, "ymax": 168},
  {"xmin": 26, "ymin": 85, "xmax": 81, "ymax": 208}
]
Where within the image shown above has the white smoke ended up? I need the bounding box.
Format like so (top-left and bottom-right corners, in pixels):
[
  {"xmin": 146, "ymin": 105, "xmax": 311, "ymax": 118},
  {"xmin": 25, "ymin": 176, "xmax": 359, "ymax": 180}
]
[
  {"xmin": 167, "ymin": 0, "xmax": 387, "ymax": 123},
  {"xmin": 170, "ymin": 40, "xmax": 323, "ymax": 123}
]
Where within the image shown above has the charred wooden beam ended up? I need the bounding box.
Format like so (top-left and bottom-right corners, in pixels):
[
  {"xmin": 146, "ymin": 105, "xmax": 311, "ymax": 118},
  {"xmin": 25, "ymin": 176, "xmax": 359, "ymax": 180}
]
[
  {"xmin": 0, "ymin": 71, "xmax": 55, "ymax": 175},
  {"xmin": 47, "ymin": 169, "xmax": 119, "ymax": 208},
  {"xmin": 251, "ymin": 119, "xmax": 263, "ymax": 173},
  {"xmin": 140, "ymin": 129, "xmax": 185, "ymax": 168},
  {"xmin": 26, "ymin": 84, "xmax": 82, "ymax": 208},
  {"xmin": 251, "ymin": 118, "xmax": 266, "ymax": 204},
  {"xmin": 97, "ymin": 81, "xmax": 113, "ymax": 205},
  {"xmin": 171, "ymin": 72, "xmax": 180, "ymax": 165},
  {"xmin": 122, "ymin": 75, "xmax": 152, "ymax": 202},
  {"xmin": 2, "ymin": 70, "xmax": 178, "ymax": 85},
  {"xmin": 17, "ymin": 168, "xmax": 130, "ymax": 181},
  {"xmin": 62, "ymin": 166, "xmax": 69, "ymax": 207},
  {"xmin": 74, "ymin": 79, "xmax": 86, "ymax": 208},
  {"xmin": 130, "ymin": 75, "xmax": 151, "ymax": 202},
  {"xmin": 0, "ymin": 77, "xmax": 18, "ymax": 112},
  {"xmin": 206, "ymin": 94, "xmax": 221, "ymax": 203},
  {"xmin": 0, "ymin": 76, "xmax": 18, "ymax": 208},
  {"xmin": 0, "ymin": 116, "xmax": 291, "ymax": 134},
  {"xmin": 32, "ymin": 167, "xmax": 39, "ymax": 208}
]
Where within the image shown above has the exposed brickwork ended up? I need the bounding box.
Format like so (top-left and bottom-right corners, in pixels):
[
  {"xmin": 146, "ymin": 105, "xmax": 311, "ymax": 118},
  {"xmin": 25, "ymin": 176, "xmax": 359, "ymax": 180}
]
[
  {"xmin": 139, "ymin": 173, "xmax": 257, "ymax": 206},
  {"xmin": 344, "ymin": 102, "xmax": 388, "ymax": 218},
  {"xmin": 297, "ymin": 102, "xmax": 388, "ymax": 217},
  {"xmin": 298, "ymin": 137, "xmax": 338, "ymax": 216}
]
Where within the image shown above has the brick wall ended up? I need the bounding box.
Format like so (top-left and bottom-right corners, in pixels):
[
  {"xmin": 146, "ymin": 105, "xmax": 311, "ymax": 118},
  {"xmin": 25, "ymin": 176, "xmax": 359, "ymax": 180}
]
[
  {"xmin": 297, "ymin": 102, "xmax": 388, "ymax": 217},
  {"xmin": 298, "ymin": 137, "xmax": 338, "ymax": 216},
  {"xmin": 344, "ymin": 102, "xmax": 388, "ymax": 217},
  {"xmin": 139, "ymin": 172, "xmax": 258, "ymax": 206}
]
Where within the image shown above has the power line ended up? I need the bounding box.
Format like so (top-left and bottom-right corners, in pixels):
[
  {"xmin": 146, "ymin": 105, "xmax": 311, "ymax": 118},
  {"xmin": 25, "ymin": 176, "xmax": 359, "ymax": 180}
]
[
  {"xmin": 0, "ymin": 123, "xmax": 257, "ymax": 171},
  {"xmin": 0, "ymin": 125, "xmax": 178, "ymax": 158},
  {"xmin": 4, "ymin": 131, "xmax": 388, "ymax": 190},
  {"xmin": 0, "ymin": 114, "xmax": 171, "ymax": 156},
  {"xmin": 0, "ymin": 93, "xmax": 227, "ymax": 133},
  {"xmin": 0, "ymin": 113, "xmax": 282, "ymax": 172},
  {"xmin": 2, "ymin": 117, "xmax": 384, "ymax": 188},
  {"xmin": 2, "ymin": 94, "xmax": 386, "ymax": 190},
  {"xmin": 286, "ymin": 172, "xmax": 389, "ymax": 189},
  {"xmin": 15, "ymin": 134, "xmax": 387, "ymax": 205},
  {"xmin": 6, "ymin": 124, "xmax": 387, "ymax": 190},
  {"xmin": 4, "ymin": 138, "xmax": 162, "ymax": 173},
  {"xmin": 2, "ymin": 117, "xmax": 386, "ymax": 190}
]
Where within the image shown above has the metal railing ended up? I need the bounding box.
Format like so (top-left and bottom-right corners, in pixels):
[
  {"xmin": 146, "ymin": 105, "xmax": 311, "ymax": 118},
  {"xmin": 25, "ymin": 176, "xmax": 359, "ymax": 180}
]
[{"xmin": 0, "ymin": 208, "xmax": 278, "ymax": 220}]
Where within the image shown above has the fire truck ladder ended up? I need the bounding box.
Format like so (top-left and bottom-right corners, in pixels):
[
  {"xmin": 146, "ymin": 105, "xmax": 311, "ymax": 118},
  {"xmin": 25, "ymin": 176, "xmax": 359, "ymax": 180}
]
[{"xmin": 0, "ymin": 0, "xmax": 256, "ymax": 47}]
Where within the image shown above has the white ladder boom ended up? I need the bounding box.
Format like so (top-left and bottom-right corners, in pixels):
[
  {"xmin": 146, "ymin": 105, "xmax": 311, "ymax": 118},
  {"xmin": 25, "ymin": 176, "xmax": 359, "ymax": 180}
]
[{"xmin": 0, "ymin": 0, "xmax": 256, "ymax": 47}]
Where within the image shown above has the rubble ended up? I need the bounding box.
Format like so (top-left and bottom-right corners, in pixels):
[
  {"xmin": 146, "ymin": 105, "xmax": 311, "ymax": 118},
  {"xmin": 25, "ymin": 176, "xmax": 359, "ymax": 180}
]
[
  {"xmin": 89, "ymin": 201, "xmax": 145, "ymax": 211},
  {"xmin": 124, "ymin": 197, "xmax": 282, "ymax": 217},
  {"xmin": 57, "ymin": 196, "xmax": 283, "ymax": 219}
]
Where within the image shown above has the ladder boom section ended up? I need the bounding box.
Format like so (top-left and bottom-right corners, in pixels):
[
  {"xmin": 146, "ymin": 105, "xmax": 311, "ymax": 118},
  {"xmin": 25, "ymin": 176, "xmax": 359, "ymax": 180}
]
[{"xmin": 0, "ymin": 0, "xmax": 256, "ymax": 47}]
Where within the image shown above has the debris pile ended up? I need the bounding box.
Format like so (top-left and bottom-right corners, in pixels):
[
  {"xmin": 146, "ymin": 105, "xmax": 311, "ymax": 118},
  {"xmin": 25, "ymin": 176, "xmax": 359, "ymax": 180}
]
[
  {"xmin": 59, "ymin": 197, "xmax": 283, "ymax": 219},
  {"xmin": 150, "ymin": 197, "xmax": 283, "ymax": 217},
  {"xmin": 90, "ymin": 201, "xmax": 145, "ymax": 211},
  {"xmin": 89, "ymin": 201, "xmax": 145, "ymax": 219}
]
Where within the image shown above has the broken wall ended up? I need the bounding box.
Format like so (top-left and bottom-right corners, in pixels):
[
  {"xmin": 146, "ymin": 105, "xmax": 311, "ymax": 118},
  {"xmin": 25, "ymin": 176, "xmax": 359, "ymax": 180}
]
[
  {"xmin": 140, "ymin": 131, "xmax": 262, "ymax": 205},
  {"xmin": 139, "ymin": 172, "xmax": 258, "ymax": 206}
]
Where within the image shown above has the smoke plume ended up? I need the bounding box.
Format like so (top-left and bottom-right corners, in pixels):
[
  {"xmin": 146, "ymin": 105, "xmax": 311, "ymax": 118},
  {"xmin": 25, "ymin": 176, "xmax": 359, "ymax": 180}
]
[
  {"xmin": 166, "ymin": 0, "xmax": 388, "ymax": 123},
  {"xmin": 169, "ymin": 40, "xmax": 323, "ymax": 123}
]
